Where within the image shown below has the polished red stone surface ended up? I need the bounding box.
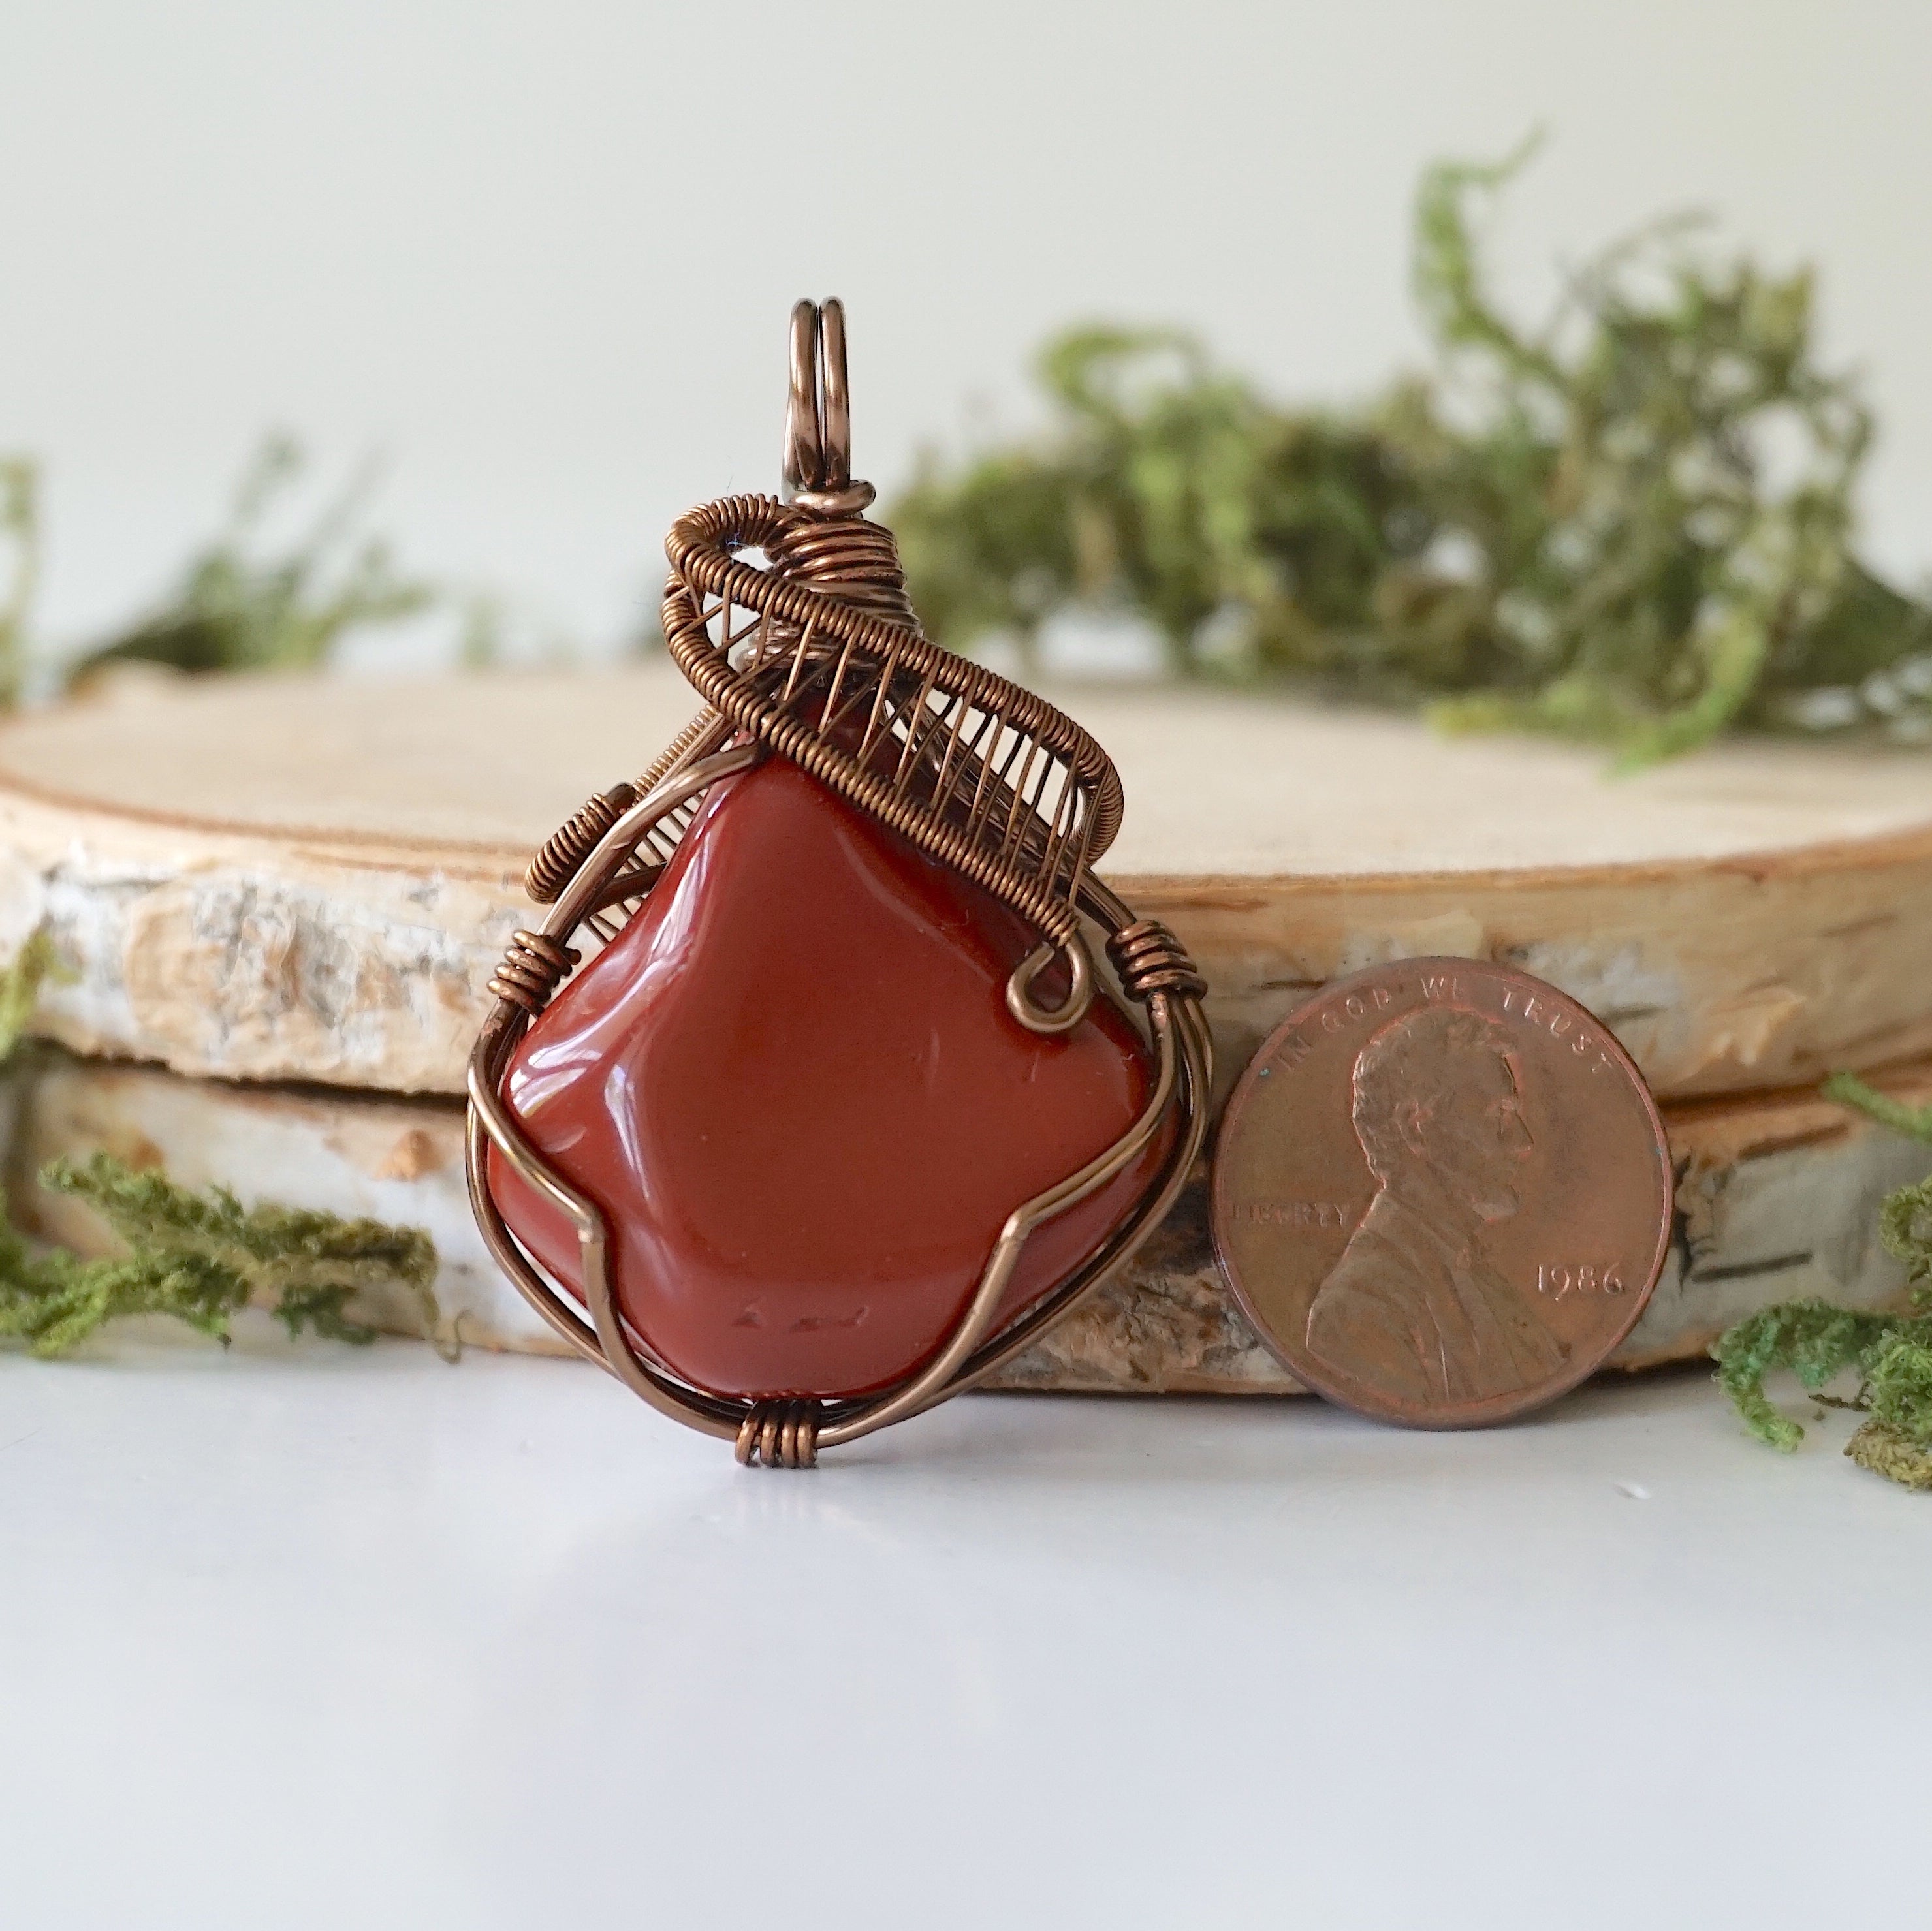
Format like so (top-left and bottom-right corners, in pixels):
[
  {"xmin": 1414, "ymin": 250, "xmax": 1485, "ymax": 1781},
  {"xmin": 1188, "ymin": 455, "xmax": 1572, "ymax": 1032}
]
[{"xmin": 487, "ymin": 754, "xmax": 1167, "ymax": 1401}]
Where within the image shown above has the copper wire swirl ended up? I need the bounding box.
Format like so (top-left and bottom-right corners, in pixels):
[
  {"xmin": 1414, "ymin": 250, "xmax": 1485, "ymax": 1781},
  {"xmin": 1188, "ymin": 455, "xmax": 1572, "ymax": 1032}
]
[
  {"xmin": 662, "ymin": 494, "xmax": 1124, "ymax": 950},
  {"xmin": 487, "ymin": 930, "xmax": 580, "ymax": 1016},
  {"xmin": 524, "ymin": 783, "xmax": 640, "ymax": 903},
  {"xmin": 1107, "ymin": 920, "xmax": 1209, "ymax": 1003},
  {"xmin": 652, "ymin": 300, "xmax": 1120, "ymax": 952},
  {"xmin": 735, "ymin": 1399, "xmax": 821, "ymax": 1469}
]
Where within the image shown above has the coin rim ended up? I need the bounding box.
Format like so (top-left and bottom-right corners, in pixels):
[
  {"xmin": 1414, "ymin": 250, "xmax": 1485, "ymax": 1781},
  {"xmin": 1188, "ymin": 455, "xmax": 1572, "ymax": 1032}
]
[{"xmin": 1209, "ymin": 956, "xmax": 1674, "ymax": 1430}]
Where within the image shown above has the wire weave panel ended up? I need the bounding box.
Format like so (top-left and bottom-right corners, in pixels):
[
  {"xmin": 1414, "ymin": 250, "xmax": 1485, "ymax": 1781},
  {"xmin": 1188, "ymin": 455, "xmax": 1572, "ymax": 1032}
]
[{"xmin": 661, "ymin": 494, "xmax": 1124, "ymax": 950}]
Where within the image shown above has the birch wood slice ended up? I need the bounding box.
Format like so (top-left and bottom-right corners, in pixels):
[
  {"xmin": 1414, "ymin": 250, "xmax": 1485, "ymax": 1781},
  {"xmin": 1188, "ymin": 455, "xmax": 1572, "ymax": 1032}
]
[
  {"xmin": 0, "ymin": 665, "xmax": 1926, "ymax": 1100},
  {"xmin": 10, "ymin": 1046, "xmax": 1929, "ymax": 1390}
]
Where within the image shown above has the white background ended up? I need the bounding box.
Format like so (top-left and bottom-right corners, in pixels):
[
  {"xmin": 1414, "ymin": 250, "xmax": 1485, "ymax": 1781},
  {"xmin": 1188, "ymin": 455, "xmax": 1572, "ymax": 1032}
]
[
  {"xmin": 3, "ymin": 0, "xmax": 1931, "ymax": 657},
  {"xmin": 5, "ymin": 1329, "xmax": 1927, "ymax": 1931}
]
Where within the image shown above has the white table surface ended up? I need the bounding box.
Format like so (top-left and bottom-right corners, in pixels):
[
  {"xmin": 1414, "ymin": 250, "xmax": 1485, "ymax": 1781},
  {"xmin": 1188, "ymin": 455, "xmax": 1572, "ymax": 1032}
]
[{"xmin": 1, "ymin": 1322, "xmax": 1924, "ymax": 1931}]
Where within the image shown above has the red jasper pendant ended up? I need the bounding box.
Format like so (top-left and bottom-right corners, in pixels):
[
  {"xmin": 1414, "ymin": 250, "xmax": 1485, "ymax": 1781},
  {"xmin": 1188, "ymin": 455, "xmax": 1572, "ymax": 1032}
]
[
  {"xmin": 466, "ymin": 298, "xmax": 1208, "ymax": 1464},
  {"xmin": 487, "ymin": 752, "xmax": 1168, "ymax": 1401}
]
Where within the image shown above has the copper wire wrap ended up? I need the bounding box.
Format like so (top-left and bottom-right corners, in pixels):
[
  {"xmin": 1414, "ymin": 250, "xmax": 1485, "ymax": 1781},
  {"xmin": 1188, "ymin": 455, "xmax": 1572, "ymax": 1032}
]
[
  {"xmin": 1107, "ymin": 920, "xmax": 1209, "ymax": 1004},
  {"xmin": 766, "ymin": 492, "xmax": 919, "ymax": 625},
  {"xmin": 735, "ymin": 1400, "xmax": 821, "ymax": 1469},
  {"xmin": 465, "ymin": 298, "xmax": 1211, "ymax": 1467},
  {"xmin": 486, "ymin": 930, "xmax": 579, "ymax": 1016},
  {"xmin": 657, "ymin": 494, "xmax": 1123, "ymax": 954},
  {"xmin": 525, "ymin": 783, "xmax": 639, "ymax": 903}
]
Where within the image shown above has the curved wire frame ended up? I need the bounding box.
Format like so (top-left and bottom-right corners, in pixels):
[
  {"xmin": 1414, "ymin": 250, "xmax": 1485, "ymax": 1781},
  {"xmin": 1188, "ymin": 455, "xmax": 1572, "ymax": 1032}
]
[{"xmin": 464, "ymin": 298, "xmax": 1211, "ymax": 1464}]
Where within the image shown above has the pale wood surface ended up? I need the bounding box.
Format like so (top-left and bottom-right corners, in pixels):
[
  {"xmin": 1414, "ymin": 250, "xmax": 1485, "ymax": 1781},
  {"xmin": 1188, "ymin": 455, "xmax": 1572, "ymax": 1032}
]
[
  {"xmin": 7, "ymin": 665, "xmax": 1929, "ymax": 868},
  {"xmin": 12, "ymin": 1046, "xmax": 1929, "ymax": 1390},
  {"xmin": 0, "ymin": 665, "xmax": 1927, "ymax": 1097}
]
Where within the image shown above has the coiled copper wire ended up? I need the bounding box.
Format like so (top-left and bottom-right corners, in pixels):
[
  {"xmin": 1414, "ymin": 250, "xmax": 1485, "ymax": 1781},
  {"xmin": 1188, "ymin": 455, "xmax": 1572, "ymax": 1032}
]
[
  {"xmin": 1107, "ymin": 920, "xmax": 1209, "ymax": 1003},
  {"xmin": 661, "ymin": 494, "xmax": 1123, "ymax": 951},
  {"xmin": 631, "ymin": 704, "xmax": 732, "ymax": 805},
  {"xmin": 766, "ymin": 497, "xmax": 920, "ymax": 626},
  {"xmin": 524, "ymin": 783, "xmax": 640, "ymax": 903},
  {"xmin": 735, "ymin": 1399, "xmax": 820, "ymax": 1468},
  {"xmin": 487, "ymin": 930, "xmax": 580, "ymax": 1016}
]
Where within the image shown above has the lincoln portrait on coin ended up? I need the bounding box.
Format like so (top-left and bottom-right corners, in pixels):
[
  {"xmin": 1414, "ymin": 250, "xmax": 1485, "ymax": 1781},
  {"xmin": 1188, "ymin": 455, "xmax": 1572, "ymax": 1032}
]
[{"xmin": 1305, "ymin": 1003, "xmax": 1567, "ymax": 1404}]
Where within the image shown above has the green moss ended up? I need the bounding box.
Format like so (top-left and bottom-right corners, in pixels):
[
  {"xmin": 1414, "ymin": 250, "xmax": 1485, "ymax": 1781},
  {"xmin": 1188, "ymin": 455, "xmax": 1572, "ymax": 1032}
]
[
  {"xmin": 892, "ymin": 143, "xmax": 1932, "ymax": 761},
  {"xmin": 0, "ymin": 928, "xmax": 451, "ymax": 1361},
  {"xmin": 1821, "ymin": 1071, "xmax": 1932, "ymax": 1145},
  {"xmin": 1844, "ymin": 1419, "xmax": 1932, "ymax": 1490},
  {"xmin": 0, "ymin": 926, "xmax": 69, "ymax": 1058},
  {"xmin": 1713, "ymin": 1098, "xmax": 1932, "ymax": 1487},
  {"xmin": 1712, "ymin": 1296, "xmax": 1922, "ymax": 1454},
  {"xmin": 1880, "ymin": 1174, "xmax": 1932, "ymax": 1297},
  {"xmin": 65, "ymin": 436, "xmax": 434, "ymax": 685},
  {"xmin": 0, "ymin": 1154, "xmax": 447, "ymax": 1360}
]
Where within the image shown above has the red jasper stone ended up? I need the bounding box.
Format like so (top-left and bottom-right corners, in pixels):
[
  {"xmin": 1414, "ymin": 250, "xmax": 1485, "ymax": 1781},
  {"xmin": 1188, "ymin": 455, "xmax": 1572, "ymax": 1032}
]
[{"xmin": 487, "ymin": 753, "xmax": 1167, "ymax": 1402}]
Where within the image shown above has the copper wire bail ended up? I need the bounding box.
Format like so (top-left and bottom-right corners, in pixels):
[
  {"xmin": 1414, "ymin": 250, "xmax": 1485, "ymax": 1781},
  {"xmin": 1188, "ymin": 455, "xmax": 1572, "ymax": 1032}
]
[
  {"xmin": 778, "ymin": 299, "xmax": 918, "ymax": 621},
  {"xmin": 465, "ymin": 299, "xmax": 1212, "ymax": 1465}
]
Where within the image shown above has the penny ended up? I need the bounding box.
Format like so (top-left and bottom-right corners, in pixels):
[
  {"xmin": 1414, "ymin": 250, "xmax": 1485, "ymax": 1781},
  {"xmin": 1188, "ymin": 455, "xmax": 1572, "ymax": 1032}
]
[{"xmin": 1211, "ymin": 958, "xmax": 1673, "ymax": 1428}]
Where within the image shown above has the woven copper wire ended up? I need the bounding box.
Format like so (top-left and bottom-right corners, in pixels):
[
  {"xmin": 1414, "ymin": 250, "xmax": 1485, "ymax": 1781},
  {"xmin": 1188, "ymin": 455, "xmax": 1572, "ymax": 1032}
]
[
  {"xmin": 526, "ymin": 311, "xmax": 1115, "ymax": 933},
  {"xmin": 661, "ymin": 495, "xmax": 1122, "ymax": 950}
]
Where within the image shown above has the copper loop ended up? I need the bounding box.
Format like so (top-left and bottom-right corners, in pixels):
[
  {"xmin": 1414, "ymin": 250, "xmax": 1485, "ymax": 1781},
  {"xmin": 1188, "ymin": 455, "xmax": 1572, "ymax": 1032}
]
[
  {"xmin": 1006, "ymin": 936, "xmax": 1096, "ymax": 1035},
  {"xmin": 784, "ymin": 298, "xmax": 853, "ymax": 501},
  {"xmin": 525, "ymin": 783, "xmax": 640, "ymax": 903},
  {"xmin": 816, "ymin": 300, "xmax": 852, "ymax": 492}
]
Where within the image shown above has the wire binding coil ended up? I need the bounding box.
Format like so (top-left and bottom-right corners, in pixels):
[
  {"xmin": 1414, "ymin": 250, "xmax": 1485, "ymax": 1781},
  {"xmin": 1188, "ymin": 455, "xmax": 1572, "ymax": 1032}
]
[
  {"xmin": 487, "ymin": 930, "xmax": 580, "ymax": 1016},
  {"xmin": 525, "ymin": 783, "xmax": 640, "ymax": 903},
  {"xmin": 735, "ymin": 1400, "xmax": 822, "ymax": 1469},
  {"xmin": 767, "ymin": 495, "xmax": 919, "ymax": 625},
  {"xmin": 1107, "ymin": 920, "xmax": 1209, "ymax": 1003}
]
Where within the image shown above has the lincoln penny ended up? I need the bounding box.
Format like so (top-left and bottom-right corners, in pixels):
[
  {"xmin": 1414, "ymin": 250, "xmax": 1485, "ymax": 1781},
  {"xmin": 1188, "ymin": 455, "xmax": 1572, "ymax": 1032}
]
[{"xmin": 1211, "ymin": 958, "xmax": 1673, "ymax": 1428}]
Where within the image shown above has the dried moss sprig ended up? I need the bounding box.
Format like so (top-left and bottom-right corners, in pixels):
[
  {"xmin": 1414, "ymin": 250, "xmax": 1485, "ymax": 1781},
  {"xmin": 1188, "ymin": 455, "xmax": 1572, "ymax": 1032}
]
[
  {"xmin": 892, "ymin": 142, "xmax": 1932, "ymax": 762},
  {"xmin": 1713, "ymin": 1078, "xmax": 1932, "ymax": 1488},
  {"xmin": 66, "ymin": 435, "xmax": 435, "ymax": 686},
  {"xmin": 0, "ymin": 1154, "xmax": 447, "ymax": 1359},
  {"xmin": 0, "ymin": 925, "xmax": 66, "ymax": 1050},
  {"xmin": 0, "ymin": 930, "xmax": 451, "ymax": 1360},
  {"xmin": 1711, "ymin": 1298, "xmax": 1912, "ymax": 1449}
]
